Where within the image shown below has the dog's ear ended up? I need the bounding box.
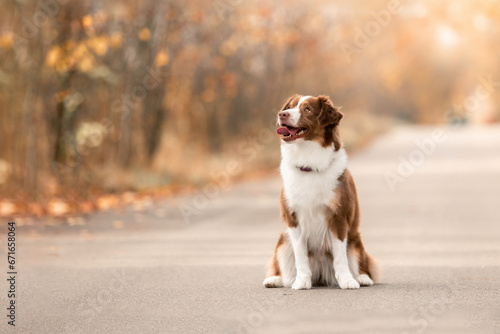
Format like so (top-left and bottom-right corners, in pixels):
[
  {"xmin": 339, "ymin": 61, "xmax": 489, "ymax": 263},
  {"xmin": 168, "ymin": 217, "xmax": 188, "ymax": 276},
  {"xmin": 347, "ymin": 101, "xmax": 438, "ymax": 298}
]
[
  {"xmin": 280, "ymin": 94, "xmax": 299, "ymax": 111},
  {"xmin": 318, "ymin": 96, "xmax": 343, "ymax": 126}
]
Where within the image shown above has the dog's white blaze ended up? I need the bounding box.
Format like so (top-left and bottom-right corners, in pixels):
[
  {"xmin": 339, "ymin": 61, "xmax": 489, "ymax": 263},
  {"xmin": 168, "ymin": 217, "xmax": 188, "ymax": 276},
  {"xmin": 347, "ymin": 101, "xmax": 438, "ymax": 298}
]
[{"xmin": 285, "ymin": 95, "xmax": 311, "ymax": 127}]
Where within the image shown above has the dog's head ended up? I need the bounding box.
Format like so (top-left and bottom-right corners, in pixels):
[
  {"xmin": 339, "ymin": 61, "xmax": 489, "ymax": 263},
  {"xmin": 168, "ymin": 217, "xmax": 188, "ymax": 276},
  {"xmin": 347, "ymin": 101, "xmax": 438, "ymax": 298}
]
[{"xmin": 276, "ymin": 95, "xmax": 344, "ymax": 150}]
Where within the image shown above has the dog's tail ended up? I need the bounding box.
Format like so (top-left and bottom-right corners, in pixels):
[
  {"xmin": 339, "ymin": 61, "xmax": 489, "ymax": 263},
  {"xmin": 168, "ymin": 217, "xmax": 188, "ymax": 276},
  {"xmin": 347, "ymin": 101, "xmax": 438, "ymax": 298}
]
[{"xmin": 366, "ymin": 253, "xmax": 382, "ymax": 284}]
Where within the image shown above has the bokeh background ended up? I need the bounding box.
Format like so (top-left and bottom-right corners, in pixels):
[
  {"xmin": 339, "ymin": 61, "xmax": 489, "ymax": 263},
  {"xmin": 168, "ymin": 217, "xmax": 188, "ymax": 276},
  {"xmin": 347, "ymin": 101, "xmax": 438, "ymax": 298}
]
[{"xmin": 0, "ymin": 0, "xmax": 499, "ymax": 217}]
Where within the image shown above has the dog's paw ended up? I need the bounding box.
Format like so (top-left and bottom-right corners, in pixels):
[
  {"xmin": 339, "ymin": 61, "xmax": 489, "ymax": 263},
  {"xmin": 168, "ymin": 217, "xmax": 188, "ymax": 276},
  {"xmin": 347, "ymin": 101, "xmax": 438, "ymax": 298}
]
[
  {"xmin": 337, "ymin": 275, "xmax": 360, "ymax": 290},
  {"xmin": 263, "ymin": 276, "xmax": 283, "ymax": 288},
  {"xmin": 356, "ymin": 274, "xmax": 374, "ymax": 286},
  {"xmin": 292, "ymin": 277, "xmax": 312, "ymax": 290}
]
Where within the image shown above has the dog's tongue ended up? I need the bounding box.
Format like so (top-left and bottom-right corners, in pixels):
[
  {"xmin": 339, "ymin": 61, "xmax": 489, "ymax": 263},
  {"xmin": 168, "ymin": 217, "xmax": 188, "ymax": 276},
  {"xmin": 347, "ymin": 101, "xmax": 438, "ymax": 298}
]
[
  {"xmin": 277, "ymin": 127, "xmax": 298, "ymax": 136},
  {"xmin": 277, "ymin": 127, "xmax": 290, "ymax": 136}
]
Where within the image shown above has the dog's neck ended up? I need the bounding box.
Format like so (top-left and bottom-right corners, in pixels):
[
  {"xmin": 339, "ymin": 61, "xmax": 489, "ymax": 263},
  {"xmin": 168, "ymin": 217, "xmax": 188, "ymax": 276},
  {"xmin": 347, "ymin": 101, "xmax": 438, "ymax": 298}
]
[{"xmin": 280, "ymin": 140, "xmax": 347, "ymax": 173}]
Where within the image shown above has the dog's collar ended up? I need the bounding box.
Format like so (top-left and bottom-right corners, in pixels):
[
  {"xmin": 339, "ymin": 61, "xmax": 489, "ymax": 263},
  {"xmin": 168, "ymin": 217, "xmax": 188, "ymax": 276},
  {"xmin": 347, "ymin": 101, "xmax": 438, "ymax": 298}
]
[
  {"xmin": 297, "ymin": 166, "xmax": 317, "ymax": 172},
  {"xmin": 293, "ymin": 147, "xmax": 344, "ymax": 174}
]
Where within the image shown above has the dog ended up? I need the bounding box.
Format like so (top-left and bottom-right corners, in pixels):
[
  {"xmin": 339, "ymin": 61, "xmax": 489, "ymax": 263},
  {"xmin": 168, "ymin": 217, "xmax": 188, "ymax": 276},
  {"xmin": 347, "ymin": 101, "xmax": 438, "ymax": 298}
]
[{"xmin": 263, "ymin": 95, "xmax": 380, "ymax": 290}]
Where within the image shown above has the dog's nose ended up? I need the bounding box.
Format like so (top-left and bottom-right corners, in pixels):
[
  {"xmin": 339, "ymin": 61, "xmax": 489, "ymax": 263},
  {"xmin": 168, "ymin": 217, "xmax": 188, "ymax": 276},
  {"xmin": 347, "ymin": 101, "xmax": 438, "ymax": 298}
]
[{"xmin": 279, "ymin": 111, "xmax": 290, "ymax": 119}]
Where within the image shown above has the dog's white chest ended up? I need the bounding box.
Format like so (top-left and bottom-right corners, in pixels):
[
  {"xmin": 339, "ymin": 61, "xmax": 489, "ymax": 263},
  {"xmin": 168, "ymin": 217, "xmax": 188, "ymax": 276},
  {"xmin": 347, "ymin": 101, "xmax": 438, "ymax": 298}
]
[
  {"xmin": 280, "ymin": 143, "xmax": 347, "ymax": 209},
  {"xmin": 282, "ymin": 170, "xmax": 336, "ymax": 209},
  {"xmin": 280, "ymin": 143, "xmax": 348, "ymax": 251},
  {"xmin": 282, "ymin": 169, "xmax": 337, "ymax": 251}
]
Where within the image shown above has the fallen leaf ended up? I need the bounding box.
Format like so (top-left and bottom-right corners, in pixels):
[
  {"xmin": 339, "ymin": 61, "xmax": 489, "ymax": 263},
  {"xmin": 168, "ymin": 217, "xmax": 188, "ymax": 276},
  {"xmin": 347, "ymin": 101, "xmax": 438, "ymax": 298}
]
[
  {"xmin": 47, "ymin": 199, "xmax": 70, "ymax": 217},
  {"xmin": 0, "ymin": 200, "xmax": 17, "ymax": 216}
]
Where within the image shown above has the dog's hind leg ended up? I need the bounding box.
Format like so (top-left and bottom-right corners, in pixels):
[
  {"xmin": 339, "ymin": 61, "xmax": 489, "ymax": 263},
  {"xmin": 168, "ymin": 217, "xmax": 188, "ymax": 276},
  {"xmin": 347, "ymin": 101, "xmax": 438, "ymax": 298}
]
[
  {"xmin": 263, "ymin": 232, "xmax": 295, "ymax": 288},
  {"xmin": 263, "ymin": 276, "xmax": 283, "ymax": 288},
  {"xmin": 347, "ymin": 244, "xmax": 378, "ymax": 286}
]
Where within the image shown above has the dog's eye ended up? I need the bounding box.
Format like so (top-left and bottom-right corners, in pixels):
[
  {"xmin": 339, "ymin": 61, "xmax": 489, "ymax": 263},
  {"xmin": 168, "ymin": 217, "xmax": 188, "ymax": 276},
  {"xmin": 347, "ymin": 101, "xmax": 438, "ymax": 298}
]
[{"xmin": 305, "ymin": 108, "xmax": 311, "ymax": 113}]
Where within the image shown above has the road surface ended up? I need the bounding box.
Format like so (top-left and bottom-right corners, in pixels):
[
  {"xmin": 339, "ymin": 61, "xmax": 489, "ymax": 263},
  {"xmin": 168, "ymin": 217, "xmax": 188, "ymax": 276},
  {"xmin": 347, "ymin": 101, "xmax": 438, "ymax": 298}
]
[{"xmin": 2, "ymin": 125, "xmax": 500, "ymax": 333}]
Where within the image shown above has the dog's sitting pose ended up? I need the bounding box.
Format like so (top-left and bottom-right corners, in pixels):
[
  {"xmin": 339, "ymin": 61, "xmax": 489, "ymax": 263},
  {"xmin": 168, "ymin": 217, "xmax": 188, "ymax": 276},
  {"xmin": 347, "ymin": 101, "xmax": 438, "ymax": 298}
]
[{"xmin": 263, "ymin": 95, "xmax": 380, "ymax": 290}]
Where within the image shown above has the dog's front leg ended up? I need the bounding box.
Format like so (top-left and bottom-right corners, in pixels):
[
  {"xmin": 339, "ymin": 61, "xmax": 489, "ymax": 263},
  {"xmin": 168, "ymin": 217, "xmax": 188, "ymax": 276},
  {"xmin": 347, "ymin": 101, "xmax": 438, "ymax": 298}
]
[
  {"xmin": 331, "ymin": 234, "xmax": 360, "ymax": 289},
  {"xmin": 288, "ymin": 227, "xmax": 312, "ymax": 290}
]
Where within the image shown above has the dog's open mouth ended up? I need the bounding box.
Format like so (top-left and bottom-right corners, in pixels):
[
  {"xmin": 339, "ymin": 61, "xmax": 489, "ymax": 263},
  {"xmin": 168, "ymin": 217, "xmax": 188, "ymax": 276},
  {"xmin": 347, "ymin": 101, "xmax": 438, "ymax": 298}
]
[{"xmin": 277, "ymin": 125, "xmax": 309, "ymax": 142}]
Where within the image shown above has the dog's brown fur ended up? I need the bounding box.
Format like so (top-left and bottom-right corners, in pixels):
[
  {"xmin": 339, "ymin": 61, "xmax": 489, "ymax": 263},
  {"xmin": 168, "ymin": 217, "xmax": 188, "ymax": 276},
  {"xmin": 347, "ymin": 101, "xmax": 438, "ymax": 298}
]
[{"xmin": 266, "ymin": 95, "xmax": 380, "ymax": 286}]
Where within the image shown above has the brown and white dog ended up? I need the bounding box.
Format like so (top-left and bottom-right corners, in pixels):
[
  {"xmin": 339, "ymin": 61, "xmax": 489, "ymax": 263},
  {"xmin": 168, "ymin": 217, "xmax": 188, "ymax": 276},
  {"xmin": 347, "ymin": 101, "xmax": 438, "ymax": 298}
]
[{"xmin": 263, "ymin": 95, "xmax": 380, "ymax": 290}]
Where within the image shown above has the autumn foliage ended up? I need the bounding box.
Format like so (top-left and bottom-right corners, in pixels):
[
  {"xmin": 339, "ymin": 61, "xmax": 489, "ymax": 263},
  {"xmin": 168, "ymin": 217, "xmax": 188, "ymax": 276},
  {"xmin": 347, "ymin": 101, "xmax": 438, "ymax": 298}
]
[{"xmin": 0, "ymin": 0, "xmax": 499, "ymax": 217}]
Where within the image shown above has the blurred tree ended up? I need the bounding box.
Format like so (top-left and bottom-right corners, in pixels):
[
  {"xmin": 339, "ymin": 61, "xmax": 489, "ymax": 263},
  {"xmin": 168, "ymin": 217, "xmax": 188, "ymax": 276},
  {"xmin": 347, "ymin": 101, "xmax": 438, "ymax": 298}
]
[{"xmin": 0, "ymin": 0, "xmax": 499, "ymax": 206}]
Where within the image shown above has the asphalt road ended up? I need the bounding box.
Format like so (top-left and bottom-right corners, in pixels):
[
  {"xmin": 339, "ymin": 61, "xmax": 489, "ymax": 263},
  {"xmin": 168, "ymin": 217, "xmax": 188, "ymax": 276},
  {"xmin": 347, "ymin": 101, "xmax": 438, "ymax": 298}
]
[{"xmin": 1, "ymin": 125, "xmax": 500, "ymax": 334}]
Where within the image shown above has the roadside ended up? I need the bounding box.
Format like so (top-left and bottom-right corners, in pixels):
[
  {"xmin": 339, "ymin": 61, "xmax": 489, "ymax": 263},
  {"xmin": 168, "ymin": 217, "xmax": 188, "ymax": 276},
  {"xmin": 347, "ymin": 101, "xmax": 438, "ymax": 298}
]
[{"xmin": 2, "ymin": 125, "xmax": 499, "ymax": 333}]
